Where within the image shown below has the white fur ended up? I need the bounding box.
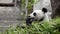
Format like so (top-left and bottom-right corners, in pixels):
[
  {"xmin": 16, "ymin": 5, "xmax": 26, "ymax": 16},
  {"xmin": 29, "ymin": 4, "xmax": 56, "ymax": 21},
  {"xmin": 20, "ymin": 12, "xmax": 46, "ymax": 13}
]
[
  {"xmin": 29, "ymin": 10, "xmax": 52, "ymax": 21},
  {"xmin": 44, "ymin": 12, "xmax": 52, "ymax": 21},
  {"xmin": 29, "ymin": 10, "xmax": 45, "ymax": 20}
]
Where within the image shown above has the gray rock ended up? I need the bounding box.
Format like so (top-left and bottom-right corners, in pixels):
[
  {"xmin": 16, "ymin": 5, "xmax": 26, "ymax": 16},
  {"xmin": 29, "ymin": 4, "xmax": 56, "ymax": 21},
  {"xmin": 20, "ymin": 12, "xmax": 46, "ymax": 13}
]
[{"xmin": 33, "ymin": 0, "xmax": 52, "ymax": 12}]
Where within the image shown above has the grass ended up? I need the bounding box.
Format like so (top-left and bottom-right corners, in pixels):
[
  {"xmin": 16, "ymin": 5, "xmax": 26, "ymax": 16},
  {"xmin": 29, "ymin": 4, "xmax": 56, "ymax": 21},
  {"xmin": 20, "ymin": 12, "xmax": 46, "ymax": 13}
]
[{"xmin": 4, "ymin": 17, "xmax": 60, "ymax": 34}]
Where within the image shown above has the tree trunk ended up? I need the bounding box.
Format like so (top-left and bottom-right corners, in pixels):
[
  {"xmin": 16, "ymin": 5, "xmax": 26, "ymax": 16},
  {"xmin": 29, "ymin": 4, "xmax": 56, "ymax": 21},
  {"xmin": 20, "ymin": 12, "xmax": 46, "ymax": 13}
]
[{"xmin": 51, "ymin": 0, "xmax": 60, "ymax": 18}]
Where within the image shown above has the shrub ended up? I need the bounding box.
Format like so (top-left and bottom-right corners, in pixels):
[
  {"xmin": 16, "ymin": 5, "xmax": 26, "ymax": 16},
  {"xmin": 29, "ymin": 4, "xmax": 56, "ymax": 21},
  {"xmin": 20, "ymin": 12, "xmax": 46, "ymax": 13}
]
[{"xmin": 4, "ymin": 17, "xmax": 60, "ymax": 34}]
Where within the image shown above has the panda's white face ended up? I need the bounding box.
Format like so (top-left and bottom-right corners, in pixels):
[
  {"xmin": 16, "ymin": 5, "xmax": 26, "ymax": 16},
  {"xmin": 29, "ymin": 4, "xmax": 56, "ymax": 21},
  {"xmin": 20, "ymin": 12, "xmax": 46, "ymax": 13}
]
[{"xmin": 29, "ymin": 10, "xmax": 45, "ymax": 20}]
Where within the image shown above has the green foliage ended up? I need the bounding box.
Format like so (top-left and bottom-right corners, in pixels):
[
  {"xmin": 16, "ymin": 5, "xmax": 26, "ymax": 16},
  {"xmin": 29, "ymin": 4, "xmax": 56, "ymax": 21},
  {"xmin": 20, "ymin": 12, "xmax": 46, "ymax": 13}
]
[
  {"xmin": 4, "ymin": 17, "xmax": 60, "ymax": 34},
  {"xmin": 27, "ymin": 0, "xmax": 34, "ymax": 10},
  {"xmin": 21, "ymin": 0, "xmax": 35, "ymax": 13},
  {"xmin": 21, "ymin": 0, "xmax": 34, "ymax": 8},
  {"xmin": 21, "ymin": 0, "xmax": 40, "ymax": 14},
  {"xmin": 21, "ymin": 0, "xmax": 26, "ymax": 8}
]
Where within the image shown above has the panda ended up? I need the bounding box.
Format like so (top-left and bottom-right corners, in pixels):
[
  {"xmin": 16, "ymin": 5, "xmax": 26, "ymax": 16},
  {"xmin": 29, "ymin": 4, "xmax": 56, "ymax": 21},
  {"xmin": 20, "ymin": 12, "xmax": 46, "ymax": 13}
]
[{"xmin": 26, "ymin": 8, "xmax": 52, "ymax": 26}]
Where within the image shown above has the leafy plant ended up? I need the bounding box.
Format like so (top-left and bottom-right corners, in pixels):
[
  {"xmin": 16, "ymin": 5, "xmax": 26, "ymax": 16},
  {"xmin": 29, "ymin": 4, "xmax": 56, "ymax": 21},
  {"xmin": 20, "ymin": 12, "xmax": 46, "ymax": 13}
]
[{"xmin": 4, "ymin": 17, "xmax": 60, "ymax": 34}]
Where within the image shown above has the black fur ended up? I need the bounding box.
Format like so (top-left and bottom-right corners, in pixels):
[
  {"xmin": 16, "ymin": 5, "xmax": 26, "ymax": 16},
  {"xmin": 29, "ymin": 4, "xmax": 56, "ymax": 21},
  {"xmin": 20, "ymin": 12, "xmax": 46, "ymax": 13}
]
[
  {"xmin": 42, "ymin": 8, "xmax": 47, "ymax": 13},
  {"xmin": 26, "ymin": 16, "xmax": 34, "ymax": 26},
  {"xmin": 33, "ymin": 12, "xmax": 36, "ymax": 16}
]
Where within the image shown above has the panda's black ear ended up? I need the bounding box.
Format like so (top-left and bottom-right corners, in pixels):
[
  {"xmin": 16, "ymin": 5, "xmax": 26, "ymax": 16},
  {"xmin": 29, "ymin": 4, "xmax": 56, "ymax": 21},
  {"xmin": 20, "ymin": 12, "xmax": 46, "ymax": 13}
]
[
  {"xmin": 33, "ymin": 12, "xmax": 36, "ymax": 16},
  {"xmin": 42, "ymin": 8, "xmax": 47, "ymax": 13}
]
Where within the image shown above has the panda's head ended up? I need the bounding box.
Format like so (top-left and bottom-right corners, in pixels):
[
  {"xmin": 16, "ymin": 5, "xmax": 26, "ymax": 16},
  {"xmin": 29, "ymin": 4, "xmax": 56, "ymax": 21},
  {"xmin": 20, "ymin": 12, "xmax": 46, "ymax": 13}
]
[
  {"xmin": 29, "ymin": 8, "xmax": 47, "ymax": 20},
  {"xmin": 26, "ymin": 8, "xmax": 48, "ymax": 26}
]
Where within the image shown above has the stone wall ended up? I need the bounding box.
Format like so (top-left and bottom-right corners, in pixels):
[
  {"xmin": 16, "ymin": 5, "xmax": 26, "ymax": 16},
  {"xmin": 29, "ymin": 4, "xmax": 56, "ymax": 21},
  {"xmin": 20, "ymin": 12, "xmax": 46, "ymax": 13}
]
[
  {"xmin": 0, "ymin": 7, "xmax": 21, "ymax": 20},
  {"xmin": 0, "ymin": 0, "xmax": 13, "ymax": 3}
]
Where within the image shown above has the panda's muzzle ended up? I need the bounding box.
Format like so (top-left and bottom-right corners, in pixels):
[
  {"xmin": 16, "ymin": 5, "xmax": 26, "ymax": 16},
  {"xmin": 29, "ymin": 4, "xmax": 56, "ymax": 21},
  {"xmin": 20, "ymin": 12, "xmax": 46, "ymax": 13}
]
[{"xmin": 26, "ymin": 16, "xmax": 34, "ymax": 26}]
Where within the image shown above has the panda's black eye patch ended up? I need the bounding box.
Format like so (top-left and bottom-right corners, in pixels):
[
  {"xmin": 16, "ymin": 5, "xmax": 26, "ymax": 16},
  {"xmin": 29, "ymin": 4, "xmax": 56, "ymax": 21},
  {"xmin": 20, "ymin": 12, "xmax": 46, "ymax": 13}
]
[{"xmin": 33, "ymin": 13, "xmax": 36, "ymax": 16}]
